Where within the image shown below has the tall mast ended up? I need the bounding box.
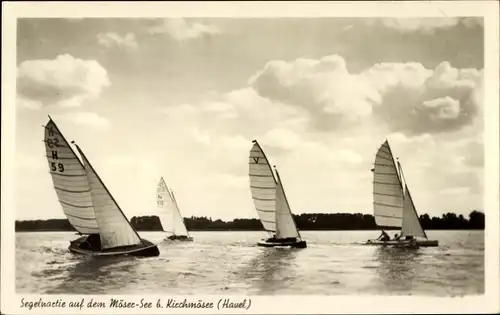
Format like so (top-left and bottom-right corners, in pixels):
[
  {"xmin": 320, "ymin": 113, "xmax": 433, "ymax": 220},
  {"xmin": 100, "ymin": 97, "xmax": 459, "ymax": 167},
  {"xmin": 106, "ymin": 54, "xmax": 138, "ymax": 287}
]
[{"xmin": 386, "ymin": 140, "xmax": 404, "ymax": 190}]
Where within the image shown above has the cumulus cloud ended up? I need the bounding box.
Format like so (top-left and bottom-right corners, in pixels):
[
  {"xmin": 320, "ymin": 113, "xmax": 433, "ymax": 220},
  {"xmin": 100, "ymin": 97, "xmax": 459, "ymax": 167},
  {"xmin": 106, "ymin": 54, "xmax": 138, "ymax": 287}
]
[
  {"xmin": 250, "ymin": 56, "xmax": 380, "ymax": 131},
  {"xmin": 250, "ymin": 54, "xmax": 483, "ymax": 135},
  {"xmin": 422, "ymin": 97, "xmax": 461, "ymax": 120},
  {"xmin": 148, "ymin": 18, "xmax": 219, "ymax": 41},
  {"xmin": 375, "ymin": 61, "xmax": 482, "ymax": 134},
  {"xmin": 97, "ymin": 32, "xmax": 138, "ymax": 50},
  {"xmin": 51, "ymin": 112, "xmax": 111, "ymax": 129},
  {"xmin": 387, "ymin": 131, "xmax": 483, "ymax": 199},
  {"xmin": 155, "ymin": 53, "xmax": 483, "ymax": 218},
  {"xmin": 17, "ymin": 54, "xmax": 110, "ymax": 109}
]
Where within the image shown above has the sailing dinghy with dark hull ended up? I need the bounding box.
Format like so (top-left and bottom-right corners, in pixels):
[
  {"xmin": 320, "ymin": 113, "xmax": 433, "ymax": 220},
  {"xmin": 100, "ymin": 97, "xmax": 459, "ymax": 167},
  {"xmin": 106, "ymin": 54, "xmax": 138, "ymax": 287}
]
[
  {"xmin": 156, "ymin": 177, "xmax": 193, "ymax": 242},
  {"xmin": 365, "ymin": 140, "xmax": 438, "ymax": 248},
  {"xmin": 249, "ymin": 140, "xmax": 306, "ymax": 249},
  {"xmin": 44, "ymin": 117, "xmax": 160, "ymax": 257}
]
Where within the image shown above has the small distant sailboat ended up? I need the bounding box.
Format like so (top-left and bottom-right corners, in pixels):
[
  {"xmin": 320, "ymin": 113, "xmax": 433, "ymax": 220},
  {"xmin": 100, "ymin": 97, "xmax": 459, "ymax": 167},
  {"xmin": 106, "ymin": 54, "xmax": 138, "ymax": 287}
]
[
  {"xmin": 44, "ymin": 116, "xmax": 160, "ymax": 257},
  {"xmin": 249, "ymin": 140, "xmax": 306, "ymax": 248},
  {"xmin": 365, "ymin": 140, "xmax": 439, "ymax": 247},
  {"xmin": 156, "ymin": 177, "xmax": 193, "ymax": 242}
]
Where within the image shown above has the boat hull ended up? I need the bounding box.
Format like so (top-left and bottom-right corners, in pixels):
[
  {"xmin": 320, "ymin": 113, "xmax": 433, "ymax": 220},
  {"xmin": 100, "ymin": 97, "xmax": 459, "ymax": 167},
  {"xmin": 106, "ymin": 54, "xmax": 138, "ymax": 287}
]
[
  {"xmin": 365, "ymin": 239, "xmax": 439, "ymax": 247},
  {"xmin": 257, "ymin": 238, "xmax": 307, "ymax": 248},
  {"xmin": 69, "ymin": 236, "xmax": 160, "ymax": 257},
  {"xmin": 165, "ymin": 235, "xmax": 194, "ymax": 242}
]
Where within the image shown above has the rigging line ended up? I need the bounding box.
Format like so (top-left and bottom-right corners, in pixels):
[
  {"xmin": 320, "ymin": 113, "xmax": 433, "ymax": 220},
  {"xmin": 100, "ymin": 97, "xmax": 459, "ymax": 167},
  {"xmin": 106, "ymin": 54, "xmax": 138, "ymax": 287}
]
[{"xmin": 385, "ymin": 141, "xmax": 403, "ymax": 189}]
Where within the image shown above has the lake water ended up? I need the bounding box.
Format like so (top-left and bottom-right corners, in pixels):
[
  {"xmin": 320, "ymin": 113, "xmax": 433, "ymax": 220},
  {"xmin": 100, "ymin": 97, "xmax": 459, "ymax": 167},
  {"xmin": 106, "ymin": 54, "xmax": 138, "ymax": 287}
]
[{"xmin": 15, "ymin": 230, "xmax": 484, "ymax": 296}]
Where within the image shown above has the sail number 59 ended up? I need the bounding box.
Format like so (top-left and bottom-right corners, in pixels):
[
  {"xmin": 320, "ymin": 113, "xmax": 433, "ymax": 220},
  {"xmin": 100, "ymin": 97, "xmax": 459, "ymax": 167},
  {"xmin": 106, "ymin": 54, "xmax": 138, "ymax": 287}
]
[{"xmin": 51, "ymin": 162, "xmax": 65, "ymax": 172}]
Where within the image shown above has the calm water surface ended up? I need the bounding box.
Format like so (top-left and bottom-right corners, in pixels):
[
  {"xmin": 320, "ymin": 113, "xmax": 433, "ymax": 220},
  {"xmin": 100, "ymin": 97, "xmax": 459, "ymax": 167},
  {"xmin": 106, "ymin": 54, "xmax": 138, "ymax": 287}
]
[{"xmin": 16, "ymin": 230, "xmax": 484, "ymax": 296}]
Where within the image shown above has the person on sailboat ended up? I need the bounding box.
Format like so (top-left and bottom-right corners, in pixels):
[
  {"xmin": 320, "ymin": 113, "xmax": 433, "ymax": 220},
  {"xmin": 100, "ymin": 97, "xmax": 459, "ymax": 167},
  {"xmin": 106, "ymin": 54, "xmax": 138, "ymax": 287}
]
[
  {"xmin": 393, "ymin": 233, "xmax": 401, "ymax": 241},
  {"xmin": 377, "ymin": 230, "xmax": 390, "ymax": 242}
]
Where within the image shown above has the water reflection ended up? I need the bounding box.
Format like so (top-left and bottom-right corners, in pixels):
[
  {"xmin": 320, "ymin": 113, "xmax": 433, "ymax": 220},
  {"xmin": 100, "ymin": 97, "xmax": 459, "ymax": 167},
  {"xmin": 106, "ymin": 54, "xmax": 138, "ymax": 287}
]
[
  {"xmin": 241, "ymin": 248, "xmax": 299, "ymax": 294},
  {"xmin": 46, "ymin": 255, "xmax": 139, "ymax": 294},
  {"xmin": 374, "ymin": 246, "xmax": 422, "ymax": 294}
]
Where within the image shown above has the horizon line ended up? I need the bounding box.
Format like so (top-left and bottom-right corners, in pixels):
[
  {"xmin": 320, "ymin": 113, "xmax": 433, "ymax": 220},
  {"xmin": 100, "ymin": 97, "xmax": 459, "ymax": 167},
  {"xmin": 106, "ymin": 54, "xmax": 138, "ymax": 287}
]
[{"xmin": 15, "ymin": 209, "xmax": 485, "ymax": 222}]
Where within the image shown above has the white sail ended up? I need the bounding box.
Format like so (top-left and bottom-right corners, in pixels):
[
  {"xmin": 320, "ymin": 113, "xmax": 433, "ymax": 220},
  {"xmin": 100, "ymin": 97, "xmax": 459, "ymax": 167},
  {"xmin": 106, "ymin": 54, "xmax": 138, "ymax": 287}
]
[
  {"xmin": 170, "ymin": 191, "xmax": 190, "ymax": 236},
  {"xmin": 44, "ymin": 119, "xmax": 99, "ymax": 234},
  {"xmin": 156, "ymin": 177, "xmax": 175, "ymax": 233},
  {"xmin": 401, "ymin": 184, "xmax": 427, "ymax": 238},
  {"xmin": 75, "ymin": 144, "xmax": 143, "ymax": 249},
  {"xmin": 372, "ymin": 140, "xmax": 404, "ymax": 227},
  {"xmin": 274, "ymin": 169, "xmax": 300, "ymax": 239},
  {"xmin": 398, "ymin": 160, "xmax": 427, "ymax": 239},
  {"xmin": 156, "ymin": 178, "xmax": 189, "ymax": 236},
  {"xmin": 248, "ymin": 140, "xmax": 277, "ymax": 232}
]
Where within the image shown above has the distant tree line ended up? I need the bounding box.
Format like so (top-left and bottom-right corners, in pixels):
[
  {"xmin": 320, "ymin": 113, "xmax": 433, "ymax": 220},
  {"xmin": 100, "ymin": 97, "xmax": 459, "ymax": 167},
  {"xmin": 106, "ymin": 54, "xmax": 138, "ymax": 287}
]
[{"xmin": 15, "ymin": 210, "xmax": 485, "ymax": 232}]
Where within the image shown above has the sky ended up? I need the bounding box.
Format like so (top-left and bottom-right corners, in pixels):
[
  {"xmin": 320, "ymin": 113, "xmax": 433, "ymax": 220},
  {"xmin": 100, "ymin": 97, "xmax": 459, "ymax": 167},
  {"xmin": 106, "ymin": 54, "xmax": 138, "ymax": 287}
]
[{"xmin": 15, "ymin": 17, "xmax": 484, "ymax": 221}]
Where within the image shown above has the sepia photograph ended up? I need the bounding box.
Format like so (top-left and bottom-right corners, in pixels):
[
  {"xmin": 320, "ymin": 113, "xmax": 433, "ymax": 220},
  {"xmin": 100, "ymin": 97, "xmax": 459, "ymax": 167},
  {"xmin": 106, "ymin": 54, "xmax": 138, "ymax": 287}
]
[{"xmin": 1, "ymin": 1, "xmax": 499, "ymax": 314}]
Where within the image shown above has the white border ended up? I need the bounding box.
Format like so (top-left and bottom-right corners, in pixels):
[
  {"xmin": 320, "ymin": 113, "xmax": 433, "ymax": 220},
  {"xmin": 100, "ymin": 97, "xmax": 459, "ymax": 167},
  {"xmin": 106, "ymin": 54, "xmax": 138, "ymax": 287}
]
[{"xmin": 2, "ymin": 1, "xmax": 499, "ymax": 314}]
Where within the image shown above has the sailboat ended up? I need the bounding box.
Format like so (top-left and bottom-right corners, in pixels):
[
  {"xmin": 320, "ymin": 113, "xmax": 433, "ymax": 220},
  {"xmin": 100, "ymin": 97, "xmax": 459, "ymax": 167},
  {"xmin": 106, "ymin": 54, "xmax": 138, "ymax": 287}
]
[
  {"xmin": 44, "ymin": 116, "xmax": 160, "ymax": 257},
  {"xmin": 249, "ymin": 140, "xmax": 306, "ymax": 248},
  {"xmin": 156, "ymin": 177, "xmax": 193, "ymax": 241},
  {"xmin": 365, "ymin": 140, "xmax": 439, "ymax": 247}
]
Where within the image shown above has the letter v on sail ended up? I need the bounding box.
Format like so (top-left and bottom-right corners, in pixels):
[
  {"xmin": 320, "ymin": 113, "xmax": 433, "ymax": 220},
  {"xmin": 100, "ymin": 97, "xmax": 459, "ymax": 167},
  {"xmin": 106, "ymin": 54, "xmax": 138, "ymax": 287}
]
[
  {"xmin": 43, "ymin": 116, "xmax": 160, "ymax": 257},
  {"xmin": 248, "ymin": 139, "xmax": 306, "ymax": 248}
]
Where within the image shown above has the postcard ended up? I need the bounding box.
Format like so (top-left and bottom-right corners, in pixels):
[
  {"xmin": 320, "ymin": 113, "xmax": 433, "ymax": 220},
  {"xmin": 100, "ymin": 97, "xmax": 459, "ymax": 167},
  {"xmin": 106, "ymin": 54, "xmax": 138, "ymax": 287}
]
[{"xmin": 1, "ymin": 1, "xmax": 499, "ymax": 314}]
